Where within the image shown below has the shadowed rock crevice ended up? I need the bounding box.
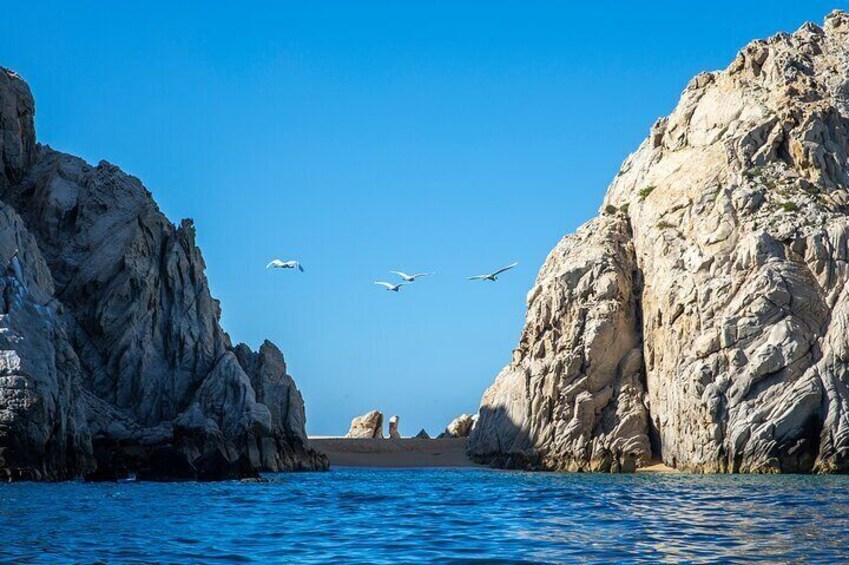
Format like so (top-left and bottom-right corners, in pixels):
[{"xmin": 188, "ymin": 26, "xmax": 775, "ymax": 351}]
[
  {"xmin": 469, "ymin": 215, "xmax": 651, "ymax": 472},
  {"xmin": 631, "ymin": 261, "xmax": 664, "ymax": 464}
]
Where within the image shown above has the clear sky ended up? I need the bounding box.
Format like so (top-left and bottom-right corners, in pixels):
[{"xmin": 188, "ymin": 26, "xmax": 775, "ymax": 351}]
[{"xmin": 2, "ymin": 1, "xmax": 842, "ymax": 435}]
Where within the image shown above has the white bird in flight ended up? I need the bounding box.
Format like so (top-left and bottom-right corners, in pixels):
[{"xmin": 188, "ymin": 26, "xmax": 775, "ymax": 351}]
[
  {"xmin": 468, "ymin": 262, "xmax": 518, "ymax": 282},
  {"xmin": 266, "ymin": 259, "xmax": 304, "ymax": 272},
  {"xmin": 374, "ymin": 281, "xmax": 407, "ymax": 292},
  {"xmin": 390, "ymin": 270, "xmax": 433, "ymax": 282}
]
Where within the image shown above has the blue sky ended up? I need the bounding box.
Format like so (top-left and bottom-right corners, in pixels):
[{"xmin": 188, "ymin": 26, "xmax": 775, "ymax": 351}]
[{"xmin": 2, "ymin": 1, "xmax": 842, "ymax": 435}]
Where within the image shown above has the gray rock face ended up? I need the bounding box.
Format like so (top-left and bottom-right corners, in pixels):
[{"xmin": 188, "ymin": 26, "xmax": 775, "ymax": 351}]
[
  {"xmin": 0, "ymin": 202, "xmax": 94, "ymax": 480},
  {"xmin": 0, "ymin": 67, "xmax": 327, "ymax": 480},
  {"xmin": 346, "ymin": 410, "xmax": 384, "ymax": 438},
  {"xmin": 470, "ymin": 217, "xmax": 649, "ymax": 471},
  {"xmin": 470, "ymin": 10, "xmax": 849, "ymax": 474},
  {"xmin": 233, "ymin": 341, "xmax": 325, "ymax": 471},
  {"xmin": 0, "ymin": 70, "xmax": 35, "ymax": 192},
  {"xmin": 6, "ymin": 149, "xmax": 227, "ymax": 427},
  {"xmin": 414, "ymin": 429, "xmax": 430, "ymax": 439}
]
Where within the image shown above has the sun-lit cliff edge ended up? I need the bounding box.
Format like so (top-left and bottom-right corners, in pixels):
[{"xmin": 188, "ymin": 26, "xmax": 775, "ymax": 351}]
[{"xmin": 470, "ymin": 10, "xmax": 849, "ymax": 474}]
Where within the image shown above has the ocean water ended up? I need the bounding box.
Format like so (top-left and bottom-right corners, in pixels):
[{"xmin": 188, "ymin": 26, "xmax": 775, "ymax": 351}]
[{"xmin": 1, "ymin": 468, "xmax": 848, "ymax": 564}]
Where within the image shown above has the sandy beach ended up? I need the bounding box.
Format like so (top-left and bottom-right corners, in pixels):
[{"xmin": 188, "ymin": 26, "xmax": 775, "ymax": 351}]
[
  {"xmin": 635, "ymin": 461, "xmax": 677, "ymax": 473},
  {"xmin": 309, "ymin": 438, "xmax": 678, "ymax": 472},
  {"xmin": 308, "ymin": 437, "xmax": 478, "ymax": 468}
]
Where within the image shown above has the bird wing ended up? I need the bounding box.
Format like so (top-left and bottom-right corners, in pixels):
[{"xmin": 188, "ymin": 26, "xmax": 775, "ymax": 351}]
[
  {"xmin": 374, "ymin": 281, "xmax": 394, "ymax": 289},
  {"xmin": 468, "ymin": 275, "xmax": 488, "ymax": 280},
  {"xmin": 491, "ymin": 262, "xmax": 518, "ymax": 276},
  {"xmin": 297, "ymin": 263, "xmax": 304, "ymax": 272},
  {"xmin": 266, "ymin": 259, "xmax": 283, "ymax": 269},
  {"xmin": 390, "ymin": 270, "xmax": 411, "ymax": 279},
  {"xmin": 412, "ymin": 272, "xmax": 433, "ymax": 278}
]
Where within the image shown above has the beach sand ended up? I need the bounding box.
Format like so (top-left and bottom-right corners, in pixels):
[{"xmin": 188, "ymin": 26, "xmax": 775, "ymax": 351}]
[
  {"xmin": 308, "ymin": 437, "xmax": 478, "ymax": 468},
  {"xmin": 309, "ymin": 438, "xmax": 678, "ymax": 472},
  {"xmin": 635, "ymin": 461, "xmax": 677, "ymax": 473}
]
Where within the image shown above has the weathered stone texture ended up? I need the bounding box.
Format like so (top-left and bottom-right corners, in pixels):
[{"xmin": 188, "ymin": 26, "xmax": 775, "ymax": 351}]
[
  {"xmin": 346, "ymin": 410, "xmax": 384, "ymax": 439},
  {"xmin": 0, "ymin": 66, "xmax": 326, "ymax": 480},
  {"xmin": 470, "ymin": 11, "xmax": 849, "ymax": 474}
]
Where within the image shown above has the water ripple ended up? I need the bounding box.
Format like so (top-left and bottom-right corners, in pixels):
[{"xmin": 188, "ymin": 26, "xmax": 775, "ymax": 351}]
[{"xmin": 1, "ymin": 469, "xmax": 848, "ymax": 563}]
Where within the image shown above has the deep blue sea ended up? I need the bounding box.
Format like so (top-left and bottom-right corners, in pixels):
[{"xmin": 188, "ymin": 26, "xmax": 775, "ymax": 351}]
[{"xmin": 1, "ymin": 468, "xmax": 848, "ymax": 564}]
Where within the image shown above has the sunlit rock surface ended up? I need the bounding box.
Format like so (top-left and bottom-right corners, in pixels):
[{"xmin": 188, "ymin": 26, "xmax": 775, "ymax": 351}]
[
  {"xmin": 346, "ymin": 410, "xmax": 384, "ymax": 439},
  {"xmin": 439, "ymin": 414, "xmax": 478, "ymax": 439},
  {"xmin": 470, "ymin": 11, "xmax": 849, "ymax": 474}
]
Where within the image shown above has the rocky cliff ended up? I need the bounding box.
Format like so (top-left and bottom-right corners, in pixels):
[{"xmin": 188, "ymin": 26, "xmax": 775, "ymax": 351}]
[
  {"xmin": 469, "ymin": 10, "xmax": 849, "ymax": 474},
  {"xmin": 0, "ymin": 69, "xmax": 327, "ymax": 481}
]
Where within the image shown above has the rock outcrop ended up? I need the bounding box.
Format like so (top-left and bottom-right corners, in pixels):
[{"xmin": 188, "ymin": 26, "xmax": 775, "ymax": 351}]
[
  {"xmin": 438, "ymin": 414, "xmax": 477, "ymax": 439},
  {"xmin": 470, "ymin": 11, "xmax": 849, "ymax": 474},
  {"xmin": 0, "ymin": 205, "xmax": 94, "ymax": 481},
  {"xmin": 0, "ymin": 68, "xmax": 327, "ymax": 481},
  {"xmin": 346, "ymin": 410, "xmax": 384, "ymax": 438},
  {"xmin": 414, "ymin": 429, "xmax": 430, "ymax": 439},
  {"xmin": 388, "ymin": 415, "xmax": 401, "ymax": 439},
  {"xmin": 469, "ymin": 217, "xmax": 649, "ymax": 471}
]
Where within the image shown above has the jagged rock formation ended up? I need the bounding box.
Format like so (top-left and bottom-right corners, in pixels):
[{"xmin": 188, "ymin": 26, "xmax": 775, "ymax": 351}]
[
  {"xmin": 346, "ymin": 410, "xmax": 384, "ymax": 438},
  {"xmin": 388, "ymin": 415, "xmax": 401, "ymax": 439},
  {"xmin": 0, "ymin": 205, "xmax": 93, "ymax": 480},
  {"xmin": 438, "ymin": 414, "xmax": 477, "ymax": 439},
  {"xmin": 470, "ymin": 11, "xmax": 849, "ymax": 474},
  {"xmin": 0, "ymin": 68, "xmax": 327, "ymax": 481},
  {"xmin": 414, "ymin": 429, "xmax": 430, "ymax": 439},
  {"xmin": 469, "ymin": 218, "xmax": 649, "ymax": 471}
]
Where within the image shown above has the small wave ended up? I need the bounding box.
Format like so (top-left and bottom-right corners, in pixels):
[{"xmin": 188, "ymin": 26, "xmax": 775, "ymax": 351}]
[{"xmin": 1, "ymin": 470, "xmax": 848, "ymax": 563}]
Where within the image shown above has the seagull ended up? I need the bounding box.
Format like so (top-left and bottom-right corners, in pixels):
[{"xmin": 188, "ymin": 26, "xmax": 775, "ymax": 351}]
[
  {"xmin": 468, "ymin": 262, "xmax": 518, "ymax": 282},
  {"xmin": 390, "ymin": 271, "xmax": 433, "ymax": 282},
  {"xmin": 266, "ymin": 259, "xmax": 304, "ymax": 272},
  {"xmin": 374, "ymin": 281, "xmax": 407, "ymax": 292}
]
